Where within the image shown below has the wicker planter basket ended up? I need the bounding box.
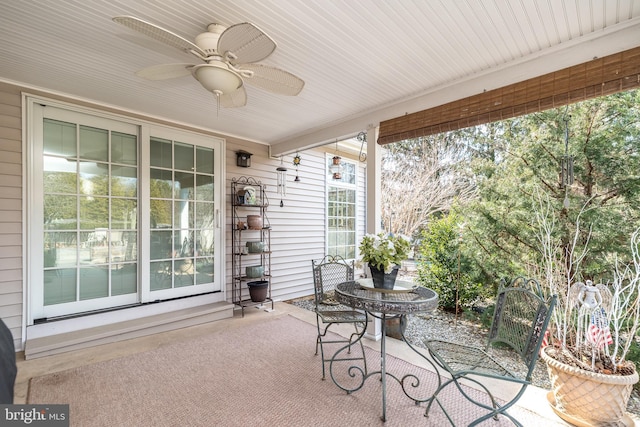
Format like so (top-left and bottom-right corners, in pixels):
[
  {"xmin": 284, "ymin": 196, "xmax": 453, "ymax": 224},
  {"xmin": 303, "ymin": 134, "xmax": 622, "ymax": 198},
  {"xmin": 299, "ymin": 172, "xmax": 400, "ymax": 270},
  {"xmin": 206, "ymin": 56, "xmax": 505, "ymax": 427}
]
[{"xmin": 541, "ymin": 347, "xmax": 638, "ymax": 426}]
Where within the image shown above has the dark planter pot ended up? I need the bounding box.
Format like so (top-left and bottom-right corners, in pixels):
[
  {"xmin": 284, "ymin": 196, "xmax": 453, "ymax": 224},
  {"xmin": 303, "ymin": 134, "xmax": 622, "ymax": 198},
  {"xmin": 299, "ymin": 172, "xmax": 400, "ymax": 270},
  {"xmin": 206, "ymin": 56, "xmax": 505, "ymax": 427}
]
[
  {"xmin": 247, "ymin": 280, "xmax": 269, "ymax": 302},
  {"xmin": 369, "ymin": 264, "xmax": 400, "ymax": 289},
  {"xmin": 385, "ymin": 315, "xmax": 407, "ymax": 340}
]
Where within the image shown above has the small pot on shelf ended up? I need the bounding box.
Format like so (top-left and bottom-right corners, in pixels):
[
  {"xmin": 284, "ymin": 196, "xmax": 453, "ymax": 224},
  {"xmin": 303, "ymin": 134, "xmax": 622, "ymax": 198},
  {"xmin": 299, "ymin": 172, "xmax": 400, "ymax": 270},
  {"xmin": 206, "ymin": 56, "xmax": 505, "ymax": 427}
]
[
  {"xmin": 245, "ymin": 265, "xmax": 264, "ymax": 278},
  {"xmin": 246, "ymin": 241, "xmax": 264, "ymax": 253},
  {"xmin": 247, "ymin": 215, "xmax": 263, "ymax": 230}
]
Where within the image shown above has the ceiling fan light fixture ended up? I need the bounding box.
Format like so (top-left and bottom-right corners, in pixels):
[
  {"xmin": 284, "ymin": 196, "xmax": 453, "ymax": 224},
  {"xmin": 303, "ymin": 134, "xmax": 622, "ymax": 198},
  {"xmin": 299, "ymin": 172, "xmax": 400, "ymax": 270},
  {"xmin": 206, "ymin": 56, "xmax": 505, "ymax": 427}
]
[
  {"xmin": 113, "ymin": 16, "xmax": 304, "ymax": 108},
  {"xmin": 192, "ymin": 64, "xmax": 243, "ymax": 94}
]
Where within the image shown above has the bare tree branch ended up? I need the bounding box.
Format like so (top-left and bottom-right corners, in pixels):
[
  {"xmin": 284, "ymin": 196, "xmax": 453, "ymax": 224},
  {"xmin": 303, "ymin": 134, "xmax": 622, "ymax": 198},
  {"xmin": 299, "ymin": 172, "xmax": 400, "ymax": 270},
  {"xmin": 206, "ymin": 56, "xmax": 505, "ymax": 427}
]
[{"xmin": 381, "ymin": 137, "xmax": 476, "ymax": 238}]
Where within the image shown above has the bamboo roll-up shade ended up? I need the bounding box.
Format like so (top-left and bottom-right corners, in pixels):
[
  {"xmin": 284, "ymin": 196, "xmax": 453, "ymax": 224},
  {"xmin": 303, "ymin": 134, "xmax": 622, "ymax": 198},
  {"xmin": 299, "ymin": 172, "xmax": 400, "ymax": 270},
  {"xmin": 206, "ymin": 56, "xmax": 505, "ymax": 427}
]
[{"xmin": 378, "ymin": 46, "xmax": 640, "ymax": 145}]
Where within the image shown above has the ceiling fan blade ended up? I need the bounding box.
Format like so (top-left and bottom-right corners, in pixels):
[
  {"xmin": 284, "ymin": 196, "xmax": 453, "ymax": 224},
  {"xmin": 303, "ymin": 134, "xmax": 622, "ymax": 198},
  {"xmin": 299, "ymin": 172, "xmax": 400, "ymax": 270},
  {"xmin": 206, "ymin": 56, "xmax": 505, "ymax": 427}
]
[
  {"xmin": 113, "ymin": 16, "xmax": 206, "ymax": 58},
  {"xmin": 135, "ymin": 63, "xmax": 194, "ymax": 80},
  {"xmin": 218, "ymin": 86, "xmax": 247, "ymax": 108},
  {"xmin": 218, "ymin": 22, "xmax": 276, "ymax": 64},
  {"xmin": 240, "ymin": 64, "xmax": 304, "ymax": 96}
]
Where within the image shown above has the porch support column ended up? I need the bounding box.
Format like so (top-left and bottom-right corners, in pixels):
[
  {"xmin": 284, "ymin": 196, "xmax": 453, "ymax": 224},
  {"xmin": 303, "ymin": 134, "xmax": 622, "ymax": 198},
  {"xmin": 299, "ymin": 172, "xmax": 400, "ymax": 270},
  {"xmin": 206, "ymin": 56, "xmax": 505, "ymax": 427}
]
[{"xmin": 364, "ymin": 124, "xmax": 382, "ymax": 341}]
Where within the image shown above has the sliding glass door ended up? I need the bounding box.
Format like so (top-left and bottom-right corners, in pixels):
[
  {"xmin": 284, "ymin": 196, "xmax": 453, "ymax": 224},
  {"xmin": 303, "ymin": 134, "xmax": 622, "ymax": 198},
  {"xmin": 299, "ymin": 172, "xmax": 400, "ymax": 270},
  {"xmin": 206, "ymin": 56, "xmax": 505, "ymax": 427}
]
[
  {"xmin": 28, "ymin": 102, "xmax": 224, "ymax": 321},
  {"xmin": 146, "ymin": 131, "xmax": 220, "ymax": 301}
]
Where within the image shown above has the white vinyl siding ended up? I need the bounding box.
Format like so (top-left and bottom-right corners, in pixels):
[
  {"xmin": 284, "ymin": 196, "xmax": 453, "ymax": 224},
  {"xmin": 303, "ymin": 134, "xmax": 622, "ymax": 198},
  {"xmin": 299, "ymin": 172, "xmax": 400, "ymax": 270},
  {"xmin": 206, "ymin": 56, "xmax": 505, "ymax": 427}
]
[
  {"xmin": 225, "ymin": 146, "xmax": 367, "ymax": 302},
  {"xmin": 0, "ymin": 82, "xmax": 23, "ymax": 350}
]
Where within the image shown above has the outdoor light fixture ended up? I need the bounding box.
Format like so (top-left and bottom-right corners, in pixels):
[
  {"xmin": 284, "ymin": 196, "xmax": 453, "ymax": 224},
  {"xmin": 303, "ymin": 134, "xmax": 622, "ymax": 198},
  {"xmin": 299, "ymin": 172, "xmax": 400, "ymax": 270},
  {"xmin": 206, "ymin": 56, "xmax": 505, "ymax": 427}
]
[
  {"xmin": 191, "ymin": 63, "xmax": 244, "ymax": 114},
  {"xmin": 330, "ymin": 155, "xmax": 343, "ymax": 179},
  {"xmin": 192, "ymin": 64, "xmax": 243, "ymax": 95},
  {"xmin": 236, "ymin": 150, "xmax": 252, "ymax": 168},
  {"xmin": 276, "ymin": 157, "xmax": 287, "ymax": 207},
  {"xmin": 330, "ymin": 140, "xmax": 343, "ymax": 179}
]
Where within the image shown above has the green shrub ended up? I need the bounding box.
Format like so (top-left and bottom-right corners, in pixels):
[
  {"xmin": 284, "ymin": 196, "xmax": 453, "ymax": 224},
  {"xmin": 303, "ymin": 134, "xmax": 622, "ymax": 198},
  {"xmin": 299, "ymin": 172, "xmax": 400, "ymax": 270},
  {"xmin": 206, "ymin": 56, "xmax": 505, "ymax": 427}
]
[{"xmin": 415, "ymin": 211, "xmax": 489, "ymax": 311}]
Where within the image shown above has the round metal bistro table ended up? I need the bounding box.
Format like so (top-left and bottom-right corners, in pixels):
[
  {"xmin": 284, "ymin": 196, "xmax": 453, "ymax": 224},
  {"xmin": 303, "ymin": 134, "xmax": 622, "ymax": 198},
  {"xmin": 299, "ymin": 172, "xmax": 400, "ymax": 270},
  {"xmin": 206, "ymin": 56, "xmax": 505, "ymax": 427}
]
[{"xmin": 332, "ymin": 280, "xmax": 438, "ymax": 422}]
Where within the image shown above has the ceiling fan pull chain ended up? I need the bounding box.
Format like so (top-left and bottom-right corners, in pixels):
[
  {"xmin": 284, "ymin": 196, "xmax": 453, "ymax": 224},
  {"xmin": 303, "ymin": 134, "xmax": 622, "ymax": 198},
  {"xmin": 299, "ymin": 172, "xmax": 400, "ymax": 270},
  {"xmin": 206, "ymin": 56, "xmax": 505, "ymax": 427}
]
[{"xmin": 213, "ymin": 90, "xmax": 222, "ymax": 117}]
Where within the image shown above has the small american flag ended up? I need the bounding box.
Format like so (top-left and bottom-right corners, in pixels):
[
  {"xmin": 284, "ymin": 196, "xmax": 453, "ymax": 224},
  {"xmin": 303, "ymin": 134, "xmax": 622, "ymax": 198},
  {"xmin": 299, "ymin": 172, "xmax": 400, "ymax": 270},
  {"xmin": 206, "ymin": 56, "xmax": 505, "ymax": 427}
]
[
  {"xmin": 539, "ymin": 329, "xmax": 552, "ymax": 357},
  {"xmin": 541, "ymin": 330, "xmax": 550, "ymax": 348},
  {"xmin": 587, "ymin": 308, "xmax": 613, "ymax": 348}
]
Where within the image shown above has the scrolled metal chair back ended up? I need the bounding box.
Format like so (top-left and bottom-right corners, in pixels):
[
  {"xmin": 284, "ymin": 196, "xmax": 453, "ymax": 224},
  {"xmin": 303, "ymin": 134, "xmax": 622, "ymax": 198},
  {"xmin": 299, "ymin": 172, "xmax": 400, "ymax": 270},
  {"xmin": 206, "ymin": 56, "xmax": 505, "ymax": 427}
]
[
  {"xmin": 312, "ymin": 255, "xmax": 354, "ymax": 307},
  {"xmin": 488, "ymin": 276, "xmax": 556, "ymax": 378}
]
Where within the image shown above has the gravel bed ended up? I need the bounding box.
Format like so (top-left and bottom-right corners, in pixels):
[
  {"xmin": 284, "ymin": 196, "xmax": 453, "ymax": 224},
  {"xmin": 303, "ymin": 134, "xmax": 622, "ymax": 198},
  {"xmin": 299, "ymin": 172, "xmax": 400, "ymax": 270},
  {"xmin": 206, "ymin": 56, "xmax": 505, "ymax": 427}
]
[{"xmin": 288, "ymin": 297, "xmax": 640, "ymax": 415}]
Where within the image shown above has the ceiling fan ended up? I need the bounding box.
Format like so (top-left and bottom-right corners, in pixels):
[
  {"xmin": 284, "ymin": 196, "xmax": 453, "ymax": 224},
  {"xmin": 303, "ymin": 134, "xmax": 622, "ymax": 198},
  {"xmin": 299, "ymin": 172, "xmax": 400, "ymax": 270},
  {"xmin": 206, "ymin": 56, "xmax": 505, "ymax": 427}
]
[{"xmin": 112, "ymin": 16, "xmax": 304, "ymax": 108}]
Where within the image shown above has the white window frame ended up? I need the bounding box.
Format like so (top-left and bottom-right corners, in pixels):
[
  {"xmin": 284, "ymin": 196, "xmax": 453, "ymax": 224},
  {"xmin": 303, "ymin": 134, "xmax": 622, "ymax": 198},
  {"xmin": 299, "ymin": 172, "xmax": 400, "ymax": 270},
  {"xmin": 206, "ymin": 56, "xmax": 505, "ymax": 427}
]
[{"xmin": 325, "ymin": 155, "xmax": 358, "ymax": 260}]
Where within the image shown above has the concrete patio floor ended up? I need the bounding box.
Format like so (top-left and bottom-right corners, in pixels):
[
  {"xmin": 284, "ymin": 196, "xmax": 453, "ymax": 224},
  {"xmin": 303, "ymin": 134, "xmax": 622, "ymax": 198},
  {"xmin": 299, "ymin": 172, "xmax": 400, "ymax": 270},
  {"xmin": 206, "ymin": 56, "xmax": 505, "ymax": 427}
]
[{"xmin": 12, "ymin": 302, "xmax": 632, "ymax": 426}]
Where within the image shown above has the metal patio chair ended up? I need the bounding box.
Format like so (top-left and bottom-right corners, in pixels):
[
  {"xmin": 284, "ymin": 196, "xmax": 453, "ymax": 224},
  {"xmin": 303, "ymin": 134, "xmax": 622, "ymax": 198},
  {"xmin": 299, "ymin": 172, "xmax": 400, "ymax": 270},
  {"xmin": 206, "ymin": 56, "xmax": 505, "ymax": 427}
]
[
  {"xmin": 312, "ymin": 255, "xmax": 368, "ymax": 380},
  {"xmin": 423, "ymin": 277, "xmax": 557, "ymax": 426}
]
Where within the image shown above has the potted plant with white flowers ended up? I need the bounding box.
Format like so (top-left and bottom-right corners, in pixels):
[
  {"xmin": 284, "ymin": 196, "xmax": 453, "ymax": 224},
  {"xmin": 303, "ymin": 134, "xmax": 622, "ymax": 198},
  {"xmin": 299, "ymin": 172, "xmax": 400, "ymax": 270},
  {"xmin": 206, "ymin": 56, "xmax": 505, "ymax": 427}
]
[{"xmin": 359, "ymin": 233, "xmax": 411, "ymax": 289}]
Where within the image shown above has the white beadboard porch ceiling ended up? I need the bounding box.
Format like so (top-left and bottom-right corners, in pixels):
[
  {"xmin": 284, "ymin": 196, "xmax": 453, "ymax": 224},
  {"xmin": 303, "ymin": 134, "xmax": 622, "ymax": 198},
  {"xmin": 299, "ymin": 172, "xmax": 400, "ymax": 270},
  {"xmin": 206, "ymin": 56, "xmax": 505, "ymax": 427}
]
[{"xmin": 1, "ymin": 1, "xmax": 639, "ymax": 155}]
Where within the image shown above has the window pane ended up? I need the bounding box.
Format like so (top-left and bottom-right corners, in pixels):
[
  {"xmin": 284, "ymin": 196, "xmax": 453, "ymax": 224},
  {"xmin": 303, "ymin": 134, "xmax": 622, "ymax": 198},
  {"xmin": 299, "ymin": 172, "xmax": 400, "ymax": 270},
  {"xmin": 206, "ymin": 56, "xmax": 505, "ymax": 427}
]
[
  {"xmin": 79, "ymin": 126, "xmax": 108, "ymax": 162},
  {"xmin": 79, "ymin": 162, "xmax": 109, "ymax": 196},
  {"xmin": 195, "ymin": 202, "xmax": 214, "ymax": 229},
  {"xmin": 111, "ymin": 263, "xmax": 137, "ymax": 296},
  {"xmin": 44, "ymin": 269, "xmax": 77, "ymax": 305},
  {"xmin": 346, "ymin": 231, "xmax": 356, "ymax": 246},
  {"xmin": 44, "ymin": 231, "xmax": 77, "ymax": 267},
  {"xmin": 174, "ymin": 259, "xmax": 194, "ymax": 287},
  {"xmin": 44, "ymin": 195, "xmax": 77, "ymax": 230},
  {"xmin": 174, "ymin": 201, "xmax": 194, "ymax": 229},
  {"xmin": 150, "ymin": 230, "xmax": 173, "ymax": 260},
  {"xmin": 150, "ymin": 168, "xmax": 173, "ymax": 199},
  {"xmin": 110, "ymin": 241, "xmax": 127, "ymax": 263},
  {"xmin": 175, "ymin": 230, "xmax": 194, "ymax": 257},
  {"xmin": 175, "ymin": 172, "xmax": 195, "ymax": 200},
  {"xmin": 196, "ymin": 230, "xmax": 214, "ymax": 256},
  {"xmin": 111, "ymin": 199, "xmax": 137, "ymax": 230},
  {"xmin": 150, "ymin": 261, "xmax": 172, "ymax": 290},
  {"xmin": 79, "ymin": 267, "xmax": 109, "ymax": 300},
  {"xmin": 174, "ymin": 142, "xmax": 194, "ymax": 172},
  {"xmin": 112, "ymin": 132, "xmax": 137, "ymax": 165},
  {"xmin": 342, "ymin": 163, "xmax": 356, "ymax": 184},
  {"xmin": 195, "ymin": 258, "xmax": 214, "ymax": 284},
  {"xmin": 79, "ymin": 231, "xmax": 108, "ymax": 265},
  {"xmin": 112, "ymin": 166, "xmax": 137, "ymax": 197},
  {"xmin": 328, "ymin": 231, "xmax": 337, "ymax": 247},
  {"xmin": 44, "ymin": 156, "xmax": 77, "ymax": 194},
  {"xmin": 111, "ymin": 231, "xmax": 137, "ymax": 262},
  {"xmin": 79, "ymin": 196, "xmax": 109, "ymax": 229},
  {"xmin": 195, "ymin": 174, "xmax": 214, "ymax": 201},
  {"xmin": 43, "ymin": 119, "xmax": 76, "ymax": 157},
  {"xmin": 150, "ymin": 138, "xmax": 172, "ymax": 168},
  {"xmin": 196, "ymin": 147, "xmax": 214, "ymax": 174},
  {"xmin": 151, "ymin": 200, "xmax": 172, "ymax": 229},
  {"xmin": 345, "ymin": 246, "xmax": 355, "ymax": 259}
]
